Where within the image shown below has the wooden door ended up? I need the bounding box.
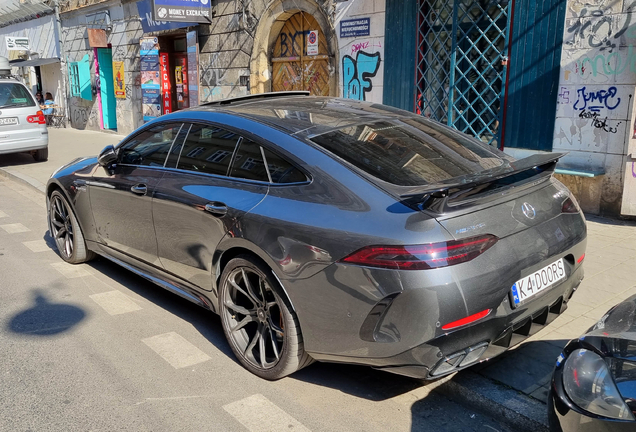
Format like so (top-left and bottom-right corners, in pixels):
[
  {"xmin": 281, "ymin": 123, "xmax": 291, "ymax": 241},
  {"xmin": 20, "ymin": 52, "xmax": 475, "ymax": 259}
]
[
  {"xmin": 97, "ymin": 48, "xmax": 118, "ymax": 130},
  {"xmin": 272, "ymin": 12, "xmax": 331, "ymax": 96}
]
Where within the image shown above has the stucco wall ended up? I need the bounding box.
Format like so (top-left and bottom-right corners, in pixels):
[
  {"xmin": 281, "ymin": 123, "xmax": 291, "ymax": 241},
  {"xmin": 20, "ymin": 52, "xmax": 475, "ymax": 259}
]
[
  {"xmin": 554, "ymin": 0, "xmax": 636, "ymax": 216},
  {"xmin": 335, "ymin": 0, "xmax": 385, "ymax": 103}
]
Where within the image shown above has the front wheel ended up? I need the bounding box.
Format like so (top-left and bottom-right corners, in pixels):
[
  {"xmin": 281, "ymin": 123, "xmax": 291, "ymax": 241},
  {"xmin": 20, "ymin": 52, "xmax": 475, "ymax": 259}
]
[
  {"xmin": 48, "ymin": 191, "xmax": 95, "ymax": 264},
  {"xmin": 219, "ymin": 256, "xmax": 313, "ymax": 380}
]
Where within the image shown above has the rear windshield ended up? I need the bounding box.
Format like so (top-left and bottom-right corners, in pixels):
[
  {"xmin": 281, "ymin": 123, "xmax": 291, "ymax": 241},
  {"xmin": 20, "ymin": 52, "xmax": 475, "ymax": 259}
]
[
  {"xmin": 0, "ymin": 82, "xmax": 36, "ymax": 109},
  {"xmin": 309, "ymin": 118, "xmax": 507, "ymax": 186}
]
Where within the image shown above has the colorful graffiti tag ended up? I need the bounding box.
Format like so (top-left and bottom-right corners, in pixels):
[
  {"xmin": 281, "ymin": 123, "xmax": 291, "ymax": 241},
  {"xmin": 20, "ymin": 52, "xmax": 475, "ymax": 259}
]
[{"xmin": 342, "ymin": 51, "xmax": 381, "ymax": 101}]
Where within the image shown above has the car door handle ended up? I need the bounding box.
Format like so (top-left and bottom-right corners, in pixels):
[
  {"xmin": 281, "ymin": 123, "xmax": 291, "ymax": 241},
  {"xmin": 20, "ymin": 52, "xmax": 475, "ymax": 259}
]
[
  {"xmin": 130, "ymin": 184, "xmax": 147, "ymax": 195},
  {"xmin": 204, "ymin": 202, "xmax": 227, "ymax": 216}
]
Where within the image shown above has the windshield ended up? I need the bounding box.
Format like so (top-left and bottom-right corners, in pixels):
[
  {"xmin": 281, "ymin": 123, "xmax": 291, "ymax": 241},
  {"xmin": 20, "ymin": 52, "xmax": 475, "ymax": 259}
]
[
  {"xmin": 309, "ymin": 118, "xmax": 508, "ymax": 186},
  {"xmin": 0, "ymin": 82, "xmax": 36, "ymax": 109}
]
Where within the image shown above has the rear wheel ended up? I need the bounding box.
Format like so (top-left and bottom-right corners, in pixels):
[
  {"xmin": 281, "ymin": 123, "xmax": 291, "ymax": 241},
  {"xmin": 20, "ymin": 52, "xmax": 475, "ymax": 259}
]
[
  {"xmin": 33, "ymin": 147, "xmax": 48, "ymax": 162},
  {"xmin": 219, "ymin": 256, "xmax": 313, "ymax": 380},
  {"xmin": 48, "ymin": 191, "xmax": 95, "ymax": 263}
]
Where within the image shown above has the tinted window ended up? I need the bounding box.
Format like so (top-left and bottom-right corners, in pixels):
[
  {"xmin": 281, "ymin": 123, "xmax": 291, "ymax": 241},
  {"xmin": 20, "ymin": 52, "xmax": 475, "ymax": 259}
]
[
  {"xmin": 229, "ymin": 140, "xmax": 269, "ymax": 182},
  {"xmin": 0, "ymin": 83, "xmax": 36, "ymax": 109},
  {"xmin": 176, "ymin": 124, "xmax": 239, "ymax": 176},
  {"xmin": 309, "ymin": 120, "xmax": 506, "ymax": 186},
  {"xmin": 262, "ymin": 148, "xmax": 307, "ymax": 183},
  {"xmin": 118, "ymin": 123, "xmax": 183, "ymax": 167}
]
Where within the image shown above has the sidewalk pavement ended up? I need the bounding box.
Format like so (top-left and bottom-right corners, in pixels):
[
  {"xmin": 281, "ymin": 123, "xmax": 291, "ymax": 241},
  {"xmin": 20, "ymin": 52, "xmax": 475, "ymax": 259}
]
[{"xmin": 2, "ymin": 127, "xmax": 636, "ymax": 431}]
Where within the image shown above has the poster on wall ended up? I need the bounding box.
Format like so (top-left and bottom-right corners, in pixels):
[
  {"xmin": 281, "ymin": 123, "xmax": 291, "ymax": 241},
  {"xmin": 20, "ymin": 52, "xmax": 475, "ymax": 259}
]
[
  {"xmin": 152, "ymin": 0, "xmax": 212, "ymax": 23},
  {"xmin": 307, "ymin": 30, "xmax": 319, "ymax": 55},
  {"xmin": 160, "ymin": 52, "xmax": 172, "ymax": 115},
  {"xmin": 186, "ymin": 30, "xmax": 200, "ymax": 107},
  {"xmin": 140, "ymin": 37, "xmax": 161, "ymax": 121},
  {"xmin": 113, "ymin": 61, "xmax": 126, "ymax": 99}
]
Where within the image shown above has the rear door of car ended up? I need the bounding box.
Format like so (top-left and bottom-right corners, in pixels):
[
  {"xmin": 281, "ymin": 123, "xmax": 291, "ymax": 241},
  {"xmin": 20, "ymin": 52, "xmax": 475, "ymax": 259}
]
[
  {"xmin": 0, "ymin": 81, "xmax": 44, "ymax": 148},
  {"xmin": 89, "ymin": 122, "xmax": 184, "ymax": 266},
  {"xmin": 152, "ymin": 123, "xmax": 270, "ymax": 291}
]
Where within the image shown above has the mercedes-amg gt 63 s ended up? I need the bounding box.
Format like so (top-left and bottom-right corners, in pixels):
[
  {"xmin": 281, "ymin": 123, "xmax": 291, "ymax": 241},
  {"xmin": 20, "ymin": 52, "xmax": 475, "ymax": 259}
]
[{"xmin": 46, "ymin": 92, "xmax": 586, "ymax": 380}]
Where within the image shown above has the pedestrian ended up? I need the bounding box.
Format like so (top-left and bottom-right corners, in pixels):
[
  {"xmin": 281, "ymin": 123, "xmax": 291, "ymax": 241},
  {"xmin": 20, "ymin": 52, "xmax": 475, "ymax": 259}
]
[
  {"xmin": 42, "ymin": 92, "xmax": 55, "ymax": 125},
  {"xmin": 35, "ymin": 91, "xmax": 43, "ymax": 105}
]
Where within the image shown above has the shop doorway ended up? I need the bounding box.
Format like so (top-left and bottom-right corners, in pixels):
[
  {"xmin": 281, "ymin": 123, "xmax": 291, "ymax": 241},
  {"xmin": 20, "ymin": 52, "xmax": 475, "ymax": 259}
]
[
  {"xmin": 158, "ymin": 35, "xmax": 189, "ymax": 115},
  {"xmin": 271, "ymin": 12, "xmax": 331, "ymax": 96},
  {"xmin": 97, "ymin": 48, "xmax": 117, "ymax": 130}
]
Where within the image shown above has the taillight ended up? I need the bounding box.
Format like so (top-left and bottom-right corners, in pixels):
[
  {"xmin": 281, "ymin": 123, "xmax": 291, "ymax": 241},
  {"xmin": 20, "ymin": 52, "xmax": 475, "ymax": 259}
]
[
  {"xmin": 27, "ymin": 110, "xmax": 46, "ymax": 125},
  {"xmin": 562, "ymin": 197, "xmax": 579, "ymax": 213},
  {"xmin": 339, "ymin": 234, "xmax": 498, "ymax": 270}
]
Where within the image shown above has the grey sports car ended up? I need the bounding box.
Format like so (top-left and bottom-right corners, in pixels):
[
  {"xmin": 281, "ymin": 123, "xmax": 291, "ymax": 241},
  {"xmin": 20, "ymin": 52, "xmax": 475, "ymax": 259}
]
[{"xmin": 46, "ymin": 92, "xmax": 587, "ymax": 380}]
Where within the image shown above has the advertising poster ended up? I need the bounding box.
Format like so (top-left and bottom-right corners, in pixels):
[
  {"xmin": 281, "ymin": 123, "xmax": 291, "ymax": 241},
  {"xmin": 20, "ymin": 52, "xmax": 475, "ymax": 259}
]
[
  {"xmin": 186, "ymin": 30, "xmax": 199, "ymax": 107},
  {"xmin": 113, "ymin": 61, "xmax": 126, "ymax": 99},
  {"xmin": 152, "ymin": 0, "xmax": 211, "ymax": 23},
  {"xmin": 160, "ymin": 52, "xmax": 172, "ymax": 115},
  {"xmin": 140, "ymin": 37, "xmax": 161, "ymax": 122}
]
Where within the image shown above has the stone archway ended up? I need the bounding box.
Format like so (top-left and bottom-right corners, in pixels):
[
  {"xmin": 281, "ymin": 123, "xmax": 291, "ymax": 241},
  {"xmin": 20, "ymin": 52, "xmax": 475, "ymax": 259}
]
[{"xmin": 250, "ymin": 0, "xmax": 337, "ymax": 95}]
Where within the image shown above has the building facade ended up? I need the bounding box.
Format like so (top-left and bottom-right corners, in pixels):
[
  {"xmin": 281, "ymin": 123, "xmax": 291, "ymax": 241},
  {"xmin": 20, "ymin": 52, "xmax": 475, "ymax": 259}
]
[{"xmin": 4, "ymin": 0, "xmax": 633, "ymax": 217}]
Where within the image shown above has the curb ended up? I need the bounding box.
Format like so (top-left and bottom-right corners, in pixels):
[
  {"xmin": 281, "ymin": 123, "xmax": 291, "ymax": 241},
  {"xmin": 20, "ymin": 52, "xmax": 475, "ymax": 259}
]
[
  {"xmin": 0, "ymin": 167, "xmax": 46, "ymax": 195},
  {"xmin": 432, "ymin": 371, "xmax": 548, "ymax": 432}
]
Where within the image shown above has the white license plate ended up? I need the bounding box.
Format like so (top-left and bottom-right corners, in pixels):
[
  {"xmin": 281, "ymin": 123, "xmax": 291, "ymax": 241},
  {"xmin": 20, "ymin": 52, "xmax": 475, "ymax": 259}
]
[
  {"xmin": 0, "ymin": 117, "xmax": 18, "ymax": 126},
  {"xmin": 511, "ymin": 258, "xmax": 566, "ymax": 306}
]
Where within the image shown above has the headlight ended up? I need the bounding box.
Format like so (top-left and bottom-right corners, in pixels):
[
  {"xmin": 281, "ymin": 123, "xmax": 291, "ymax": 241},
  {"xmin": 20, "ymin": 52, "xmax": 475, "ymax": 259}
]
[{"xmin": 563, "ymin": 348, "xmax": 635, "ymax": 420}]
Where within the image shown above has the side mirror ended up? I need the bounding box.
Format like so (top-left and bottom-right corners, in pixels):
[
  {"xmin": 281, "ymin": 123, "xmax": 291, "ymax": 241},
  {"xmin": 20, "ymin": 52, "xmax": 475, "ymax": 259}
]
[{"xmin": 98, "ymin": 145, "xmax": 117, "ymax": 168}]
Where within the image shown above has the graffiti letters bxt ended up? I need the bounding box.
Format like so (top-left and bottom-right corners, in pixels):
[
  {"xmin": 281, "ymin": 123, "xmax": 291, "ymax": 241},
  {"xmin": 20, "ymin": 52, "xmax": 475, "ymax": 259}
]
[{"xmin": 342, "ymin": 51, "xmax": 381, "ymax": 101}]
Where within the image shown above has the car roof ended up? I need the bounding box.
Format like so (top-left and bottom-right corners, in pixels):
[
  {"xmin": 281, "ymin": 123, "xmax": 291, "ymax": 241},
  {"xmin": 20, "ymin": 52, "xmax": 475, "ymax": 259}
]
[{"xmin": 185, "ymin": 95, "xmax": 412, "ymax": 138}]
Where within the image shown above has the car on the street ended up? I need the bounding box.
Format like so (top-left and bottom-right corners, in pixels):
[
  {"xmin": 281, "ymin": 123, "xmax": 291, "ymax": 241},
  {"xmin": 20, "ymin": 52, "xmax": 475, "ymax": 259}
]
[
  {"xmin": 0, "ymin": 57, "xmax": 48, "ymax": 162},
  {"xmin": 549, "ymin": 295, "xmax": 636, "ymax": 431},
  {"xmin": 46, "ymin": 92, "xmax": 587, "ymax": 380}
]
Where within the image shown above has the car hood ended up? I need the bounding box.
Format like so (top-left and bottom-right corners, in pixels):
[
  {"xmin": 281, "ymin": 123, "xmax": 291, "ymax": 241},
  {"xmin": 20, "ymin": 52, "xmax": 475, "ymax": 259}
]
[{"xmin": 51, "ymin": 156, "xmax": 99, "ymax": 179}]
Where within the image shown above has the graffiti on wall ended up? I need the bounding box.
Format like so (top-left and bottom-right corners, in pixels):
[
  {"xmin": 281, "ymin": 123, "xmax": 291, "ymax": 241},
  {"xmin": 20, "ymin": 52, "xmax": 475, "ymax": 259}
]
[
  {"xmin": 566, "ymin": 3, "xmax": 635, "ymax": 52},
  {"xmin": 342, "ymin": 50, "xmax": 381, "ymax": 101}
]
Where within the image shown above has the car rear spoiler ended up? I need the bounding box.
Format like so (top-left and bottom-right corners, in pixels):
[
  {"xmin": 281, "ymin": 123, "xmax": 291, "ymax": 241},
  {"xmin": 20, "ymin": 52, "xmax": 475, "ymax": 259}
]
[{"xmin": 398, "ymin": 152, "xmax": 565, "ymax": 211}]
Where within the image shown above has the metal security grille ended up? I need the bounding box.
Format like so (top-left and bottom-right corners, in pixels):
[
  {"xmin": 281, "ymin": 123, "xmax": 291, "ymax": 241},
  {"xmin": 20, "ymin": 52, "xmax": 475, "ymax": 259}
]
[{"xmin": 416, "ymin": 0, "xmax": 510, "ymax": 146}]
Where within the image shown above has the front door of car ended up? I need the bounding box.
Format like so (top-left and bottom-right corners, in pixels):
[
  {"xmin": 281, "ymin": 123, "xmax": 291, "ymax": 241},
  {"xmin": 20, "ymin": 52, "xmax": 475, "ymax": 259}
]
[
  {"xmin": 89, "ymin": 122, "xmax": 184, "ymax": 266},
  {"xmin": 153, "ymin": 123, "xmax": 269, "ymax": 291}
]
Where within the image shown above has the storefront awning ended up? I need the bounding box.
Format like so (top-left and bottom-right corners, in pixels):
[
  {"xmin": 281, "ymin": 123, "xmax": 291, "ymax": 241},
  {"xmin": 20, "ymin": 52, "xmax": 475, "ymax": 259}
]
[{"xmin": 10, "ymin": 58, "xmax": 60, "ymax": 67}]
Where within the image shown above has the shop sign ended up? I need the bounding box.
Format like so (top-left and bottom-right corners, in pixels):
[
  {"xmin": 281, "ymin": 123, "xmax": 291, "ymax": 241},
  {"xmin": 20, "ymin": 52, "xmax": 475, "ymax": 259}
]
[
  {"xmin": 5, "ymin": 37, "xmax": 30, "ymax": 51},
  {"xmin": 340, "ymin": 18, "xmax": 370, "ymax": 38},
  {"xmin": 152, "ymin": 0, "xmax": 212, "ymax": 24},
  {"xmin": 113, "ymin": 61, "xmax": 126, "ymax": 99},
  {"xmin": 140, "ymin": 37, "xmax": 161, "ymax": 122},
  {"xmin": 307, "ymin": 30, "xmax": 319, "ymax": 55},
  {"xmin": 186, "ymin": 30, "xmax": 200, "ymax": 107},
  {"xmin": 136, "ymin": 0, "xmax": 197, "ymax": 33},
  {"xmin": 160, "ymin": 52, "xmax": 172, "ymax": 115}
]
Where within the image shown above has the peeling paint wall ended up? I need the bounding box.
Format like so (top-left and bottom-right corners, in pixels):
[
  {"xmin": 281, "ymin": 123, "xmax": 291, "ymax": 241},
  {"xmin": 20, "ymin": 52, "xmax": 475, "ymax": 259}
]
[
  {"xmin": 335, "ymin": 0, "xmax": 385, "ymax": 103},
  {"xmin": 555, "ymin": 0, "xmax": 636, "ymax": 216}
]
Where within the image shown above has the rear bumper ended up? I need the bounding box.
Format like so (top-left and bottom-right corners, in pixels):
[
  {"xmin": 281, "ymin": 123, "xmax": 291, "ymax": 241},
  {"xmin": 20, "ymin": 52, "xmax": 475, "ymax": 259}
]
[
  {"xmin": 287, "ymin": 212, "xmax": 587, "ymax": 378},
  {"xmin": 0, "ymin": 134, "xmax": 48, "ymax": 154}
]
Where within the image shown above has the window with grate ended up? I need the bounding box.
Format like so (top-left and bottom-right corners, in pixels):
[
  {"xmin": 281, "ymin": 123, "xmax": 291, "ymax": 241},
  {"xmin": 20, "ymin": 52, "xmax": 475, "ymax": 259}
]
[{"xmin": 416, "ymin": 0, "xmax": 509, "ymax": 146}]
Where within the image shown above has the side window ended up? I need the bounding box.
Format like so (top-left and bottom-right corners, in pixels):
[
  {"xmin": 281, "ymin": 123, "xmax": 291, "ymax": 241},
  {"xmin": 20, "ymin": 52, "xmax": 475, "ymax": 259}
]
[
  {"xmin": 118, "ymin": 123, "xmax": 183, "ymax": 167},
  {"xmin": 176, "ymin": 124, "xmax": 239, "ymax": 176},
  {"xmin": 262, "ymin": 148, "xmax": 308, "ymax": 184},
  {"xmin": 229, "ymin": 139, "xmax": 269, "ymax": 182}
]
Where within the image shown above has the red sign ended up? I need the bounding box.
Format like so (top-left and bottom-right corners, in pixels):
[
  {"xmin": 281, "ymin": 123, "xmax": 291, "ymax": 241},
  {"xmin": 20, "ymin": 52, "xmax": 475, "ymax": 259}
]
[{"xmin": 160, "ymin": 52, "xmax": 172, "ymax": 115}]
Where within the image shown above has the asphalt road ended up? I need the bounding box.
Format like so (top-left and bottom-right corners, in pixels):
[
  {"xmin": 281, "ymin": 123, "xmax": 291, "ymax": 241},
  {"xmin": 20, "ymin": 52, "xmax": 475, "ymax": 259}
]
[{"xmin": 0, "ymin": 175, "xmax": 511, "ymax": 432}]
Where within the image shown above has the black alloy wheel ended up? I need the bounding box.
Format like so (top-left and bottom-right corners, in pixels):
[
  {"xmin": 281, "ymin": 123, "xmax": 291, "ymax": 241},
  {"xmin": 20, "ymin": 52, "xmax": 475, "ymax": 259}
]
[
  {"xmin": 48, "ymin": 191, "xmax": 94, "ymax": 264},
  {"xmin": 219, "ymin": 256, "xmax": 313, "ymax": 380}
]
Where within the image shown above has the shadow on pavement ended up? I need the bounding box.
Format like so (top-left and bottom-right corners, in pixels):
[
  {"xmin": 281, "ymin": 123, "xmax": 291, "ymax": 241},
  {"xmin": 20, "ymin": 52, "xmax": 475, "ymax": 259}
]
[
  {"xmin": 84, "ymin": 256, "xmax": 237, "ymax": 361},
  {"xmin": 0, "ymin": 152, "xmax": 41, "ymax": 167},
  {"xmin": 7, "ymin": 289, "xmax": 87, "ymax": 336}
]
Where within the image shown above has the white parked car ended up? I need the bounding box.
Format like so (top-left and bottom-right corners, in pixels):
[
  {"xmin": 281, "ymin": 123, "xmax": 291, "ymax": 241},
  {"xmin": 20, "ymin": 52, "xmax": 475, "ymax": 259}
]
[{"xmin": 0, "ymin": 66, "xmax": 48, "ymax": 161}]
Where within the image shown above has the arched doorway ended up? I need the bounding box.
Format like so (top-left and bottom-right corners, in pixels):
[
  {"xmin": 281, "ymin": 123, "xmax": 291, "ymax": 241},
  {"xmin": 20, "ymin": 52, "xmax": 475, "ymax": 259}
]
[{"xmin": 270, "ymin": 12, "xmax": 331, "ymax": 96}]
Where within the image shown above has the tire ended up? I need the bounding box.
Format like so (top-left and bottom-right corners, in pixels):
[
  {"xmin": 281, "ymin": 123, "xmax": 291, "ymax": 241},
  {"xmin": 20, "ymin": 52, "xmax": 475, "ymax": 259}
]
[
  {"xmin": 33, "ymin": 147, "xmax": 48, "ymax": 162},
  {"xmin": 48, "ymin": 190, "xmax": 95, "ymax": 264},
  {"xmin": 219, "ymin": 255, "xmax": 313, "ymax": 380}
]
